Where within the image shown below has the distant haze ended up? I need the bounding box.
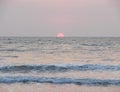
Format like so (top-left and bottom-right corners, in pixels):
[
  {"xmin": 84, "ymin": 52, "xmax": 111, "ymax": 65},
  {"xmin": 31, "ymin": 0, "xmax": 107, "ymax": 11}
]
[{"xmin": 0, "ymin": 0, "xmax": 120, "ymax": 37}]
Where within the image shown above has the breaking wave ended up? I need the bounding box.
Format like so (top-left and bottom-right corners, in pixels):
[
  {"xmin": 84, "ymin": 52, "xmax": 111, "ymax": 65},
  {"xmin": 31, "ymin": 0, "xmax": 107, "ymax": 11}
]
[
  {"xmin": 0, "ymin": 64, "xmax": 119, "ymax": 73},
  {"xmin": 0, "ymin": 76, "xmax": 119, "ymax": 86}
]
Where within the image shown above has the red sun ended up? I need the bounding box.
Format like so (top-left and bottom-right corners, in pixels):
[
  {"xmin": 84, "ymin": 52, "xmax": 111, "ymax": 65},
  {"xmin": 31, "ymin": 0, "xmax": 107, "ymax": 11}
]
[{"xmin": 57, "ymin": 33, "xmax": 64, "ymax": 38}]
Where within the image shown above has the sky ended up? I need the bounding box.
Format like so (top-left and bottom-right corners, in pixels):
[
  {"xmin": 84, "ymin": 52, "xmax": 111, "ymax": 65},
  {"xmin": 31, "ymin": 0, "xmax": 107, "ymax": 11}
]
[{"xmin": 0, "ymin": 0, "xmax": 120, "ymax": 37}]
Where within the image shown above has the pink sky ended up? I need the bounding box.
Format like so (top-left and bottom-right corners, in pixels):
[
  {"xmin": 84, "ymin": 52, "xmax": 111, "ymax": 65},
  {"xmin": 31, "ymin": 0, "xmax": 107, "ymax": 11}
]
[
  {"xmin": 0, "ymin": 0, "xmax": 120, "ymax": 36},
  {"xmin": 6, "ymin": 0, "xmax": 112, "ymax": 7}
]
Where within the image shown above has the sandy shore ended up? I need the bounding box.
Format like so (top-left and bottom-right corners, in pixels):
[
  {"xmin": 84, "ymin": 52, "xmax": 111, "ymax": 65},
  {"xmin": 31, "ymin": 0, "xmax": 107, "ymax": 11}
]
[{"xmin": 0, "ymin": 84, "xmax": 120, "ymax": 92}]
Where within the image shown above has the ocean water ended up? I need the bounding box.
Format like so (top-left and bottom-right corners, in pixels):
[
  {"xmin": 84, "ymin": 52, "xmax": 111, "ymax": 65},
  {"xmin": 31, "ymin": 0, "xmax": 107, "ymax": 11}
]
[{"xmin": 0, "ymin": 37, "xmax": 120, "ymax": 92}]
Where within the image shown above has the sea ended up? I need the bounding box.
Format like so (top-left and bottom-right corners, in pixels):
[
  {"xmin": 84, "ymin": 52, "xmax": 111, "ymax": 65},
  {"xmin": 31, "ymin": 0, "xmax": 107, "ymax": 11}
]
[{"xmin": 0, "ymin": 37, "xmax": 120, "ymax": 92}]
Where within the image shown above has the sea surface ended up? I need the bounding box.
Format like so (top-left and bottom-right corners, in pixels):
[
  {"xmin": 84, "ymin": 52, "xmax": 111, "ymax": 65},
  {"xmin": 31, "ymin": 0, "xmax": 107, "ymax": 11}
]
[{"xmin": 0, "ymin": 37, "xmax": 120, "ymax": 92}]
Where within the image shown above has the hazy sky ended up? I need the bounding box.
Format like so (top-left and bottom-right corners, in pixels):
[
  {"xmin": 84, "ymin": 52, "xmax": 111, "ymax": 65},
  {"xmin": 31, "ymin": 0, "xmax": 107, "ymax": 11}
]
[{"xmin": 0, "ymin": 0, "xmax": 120, "ymax": 37}]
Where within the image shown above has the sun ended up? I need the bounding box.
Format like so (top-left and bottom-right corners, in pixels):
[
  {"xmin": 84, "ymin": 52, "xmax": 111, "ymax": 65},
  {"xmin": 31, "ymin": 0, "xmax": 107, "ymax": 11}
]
[{"xmin": 57, "ymin": 33, "xmax": 64, "ymax": 38}]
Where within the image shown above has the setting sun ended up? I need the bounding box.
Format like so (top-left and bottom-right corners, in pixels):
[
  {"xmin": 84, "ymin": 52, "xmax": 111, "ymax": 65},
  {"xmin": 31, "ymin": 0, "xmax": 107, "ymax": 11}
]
[{"xmin": 57, "ymin": 33, "xmax": 64, "ymax": 38}]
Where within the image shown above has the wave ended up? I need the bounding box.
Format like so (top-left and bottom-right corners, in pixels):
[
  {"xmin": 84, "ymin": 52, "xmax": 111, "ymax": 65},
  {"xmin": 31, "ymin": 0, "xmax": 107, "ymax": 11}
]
[
  {"xmin": 0, "ymin": 76, "xmax": 119, "ymax": 86},
  {"xmin": 0, "ymin": 49, "xmax": 26, "ymax": 52},
  {"xmin": 0, "ymin": 64, "xmax": 119, "ymax": 73},
  {"xmin": 0, "ymin": 56, "xmax": 18, "ymax": 58}
]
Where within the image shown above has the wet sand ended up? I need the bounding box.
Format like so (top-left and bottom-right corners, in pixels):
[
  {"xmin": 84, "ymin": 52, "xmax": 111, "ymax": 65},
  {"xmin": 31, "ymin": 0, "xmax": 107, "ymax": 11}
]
[{"xmin": 0, "ymin": 84, "xmax": 120, "ymax": 92}]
